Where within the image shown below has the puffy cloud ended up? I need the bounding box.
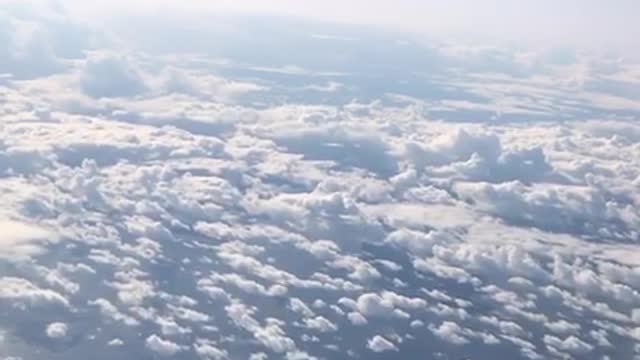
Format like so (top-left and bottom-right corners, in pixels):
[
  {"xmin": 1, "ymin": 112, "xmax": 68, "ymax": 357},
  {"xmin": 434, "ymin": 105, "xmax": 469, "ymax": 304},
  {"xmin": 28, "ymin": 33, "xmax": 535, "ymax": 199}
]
[
  {"xmin": 206, "ymin": 272, "xmax": 288, "ymax": 297},
  {"xmin": 410, "ymin": 319, "xmax": 424, "ymax": 328},
  {"xmin": 367, "ymin": 335, "xmax": 397, "ymax": 352},
  {"xmin": 429, "ymin": 321, "xmax": 469, "ymax": 345},
  {"xmin": 454, "ymin": 180, "xmax": 640, "ymax": 238},
  {"xmin": 384, "ymin": 228, "xmax": 448, "ymax": 256},
  {"xmin": 89, "ymin": 298, "xmax": 139, "ymax": 326},
  {"xmin": 79, "ymin": 52, "xmax": 148, "ymax": 98},
  {"xmin": 0, "ymin": 219, "xmax": 57, "ymax": 260},
  {"xmin": 0, "ymin": 4, "xmax": 640, "ymax": 360},
  {"xmin": 347, "ymin": 312, "xmax": 368, "ymax": 326},
  {"xmin": 0, "ymin": 3, "xmax": 79, "ymax": 79},
  {"xmin": 545, "ymin": 319, "xmax": 581, "ymax": 336},
  {"xmin": 405, "ymin": 128, "xmax": 554, "ymax": 183},
  {"xmin": 0, "ymin": 277, "xmax": 69, "ymax": 308},
  {"xmin": 543, "ymin": 335, "xmax": 594, "ymax": 356},
  {"xmin": 194, "ymin": 340, "xmax": 228, "ymax": 360},
  {"xmin": 303, "ymin": 316, "xmax": 337, "ymax": 333},
  {"xmin": 355, "ymin": 292, "xmax": 426, "ymax": 319},
  {"xmin": 45, "ymin": 322, "xmax": 68, "ymax": 339},
  {"xmin": 290, "ymin": 298, "xmax": 315, "ymax": 317},
  {"xmin": 145, "ymin": 334, "xmax": 184, "ymax": 356},
  {"xmin": 225, "ymin": 302, "xmax": 304, "ymax": 355},
  {"xmin": 161, "ymin": 67, "xmax": 265, "ymax": 101}
]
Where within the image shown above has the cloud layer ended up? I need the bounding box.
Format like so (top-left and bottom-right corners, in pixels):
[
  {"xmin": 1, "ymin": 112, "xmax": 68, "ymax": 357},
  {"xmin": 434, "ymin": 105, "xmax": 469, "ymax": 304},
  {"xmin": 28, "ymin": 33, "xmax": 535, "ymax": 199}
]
[{"xmin": 0, "ymin": 3, "xmax": 640, "ymax": 360}]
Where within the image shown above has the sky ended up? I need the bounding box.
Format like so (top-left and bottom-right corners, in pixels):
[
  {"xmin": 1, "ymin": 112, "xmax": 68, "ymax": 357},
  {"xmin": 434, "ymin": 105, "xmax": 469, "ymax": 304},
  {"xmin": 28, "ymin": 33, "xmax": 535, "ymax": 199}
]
[
  {"xmin": 63, "ymin": 0, "xmax": 640, "ymax": 54},
  {"xmin": 1, "ymin": 1, "xmax": 640, "ymax": 360}
]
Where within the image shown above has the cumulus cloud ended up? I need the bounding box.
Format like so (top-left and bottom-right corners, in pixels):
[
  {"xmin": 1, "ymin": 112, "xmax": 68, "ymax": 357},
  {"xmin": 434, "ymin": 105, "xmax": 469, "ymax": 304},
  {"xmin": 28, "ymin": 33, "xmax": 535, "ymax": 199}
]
[
  {"xmin": 544, "ymin": 334, "xmax": 594, "ymax": 356},
  {"xmin": 194, "ymin": 340, "xmax": 228, "ymax": 360},
  {"xmin": 45, "ymin": 322, "xmax": 68, "ymax": 339},
  {"xmin": 303, "ymin": 316, "xmax": 337, "ymax": 333},
  {"xmin": 0, "ymin": 5, "xmax": 65, "ymax": 78},
  {"xmin": 0, "ymin": 220, "xmax": 57, "ymax": 260},
  {"xmin": 79, "ymin": 52, "xmax": 148, "ymax": 98},
  {"xmin": 145, "ymin": 334, "xmax": 184, "ymax": 356},
  {"xmin": 0, "ymin": 3, "xmax": 639, "ymax": 360},
  {"xmin": 429, "ymin": 321, "xmax": 469, "ymax": 345},
  {"xmin": 0, "ymin": 277, "xmax": 69, "ymax": 308},
  {"xmin": 347, "ymin": 312, "xmax": 368, "ymax": 326},
  {"xmin": 367, "ymin": 335, "xmax": 397, "ymax": 352},
  {"xmin": 355, "ymin": 292, "xmax": 426, "ymax": 319}
]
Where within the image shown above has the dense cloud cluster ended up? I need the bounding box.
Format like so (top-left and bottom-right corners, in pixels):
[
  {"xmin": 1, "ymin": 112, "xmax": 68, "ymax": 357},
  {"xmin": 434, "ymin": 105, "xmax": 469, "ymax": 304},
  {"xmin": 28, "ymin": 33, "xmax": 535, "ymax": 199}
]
[{"xmin": 1, "ymin": 2, "xmax": 640, "ymax": 360}]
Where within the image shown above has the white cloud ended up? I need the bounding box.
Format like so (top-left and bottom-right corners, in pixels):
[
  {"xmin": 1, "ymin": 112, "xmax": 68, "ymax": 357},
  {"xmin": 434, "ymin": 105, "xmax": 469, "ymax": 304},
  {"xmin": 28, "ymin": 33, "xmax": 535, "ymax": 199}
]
[
  {"xmin": 79, "ymin": 52, "xmax": 148, "ymax": 99},
  {"xmin": 429, "ymin": 321, "xmax": 469, "ymax": 345},
  {"xmin": 303, "ymin": 316, "xmax": 337, "ymax": 333},
  {"xmin": 194, "ymin": 340, "xmax": 228, "ymax": 360},
  {"xmin": 89, "ymin": 298, "xmax": 139, "ymax": 326},
  {"xmin": 545, "ymin": 319, "xmax": 581, "ymax": 336},
  {"xmin": 45, "ymin": 322, "xmax": 68, "ymax": 339},
  {"xmin": 367, "ymin": 335, "xmax": 397, "ymax": 352},
  {"xmin": 355, "ymin": 293, "xmax": 396, "ymax": 318},
  {"xmin": 226, "ymin": 302, "xmax": 302, "ymax": 355},
  {"xmin": 410, "ymin": 319, "xmax": 424, "ymax": 328},
  {"xmin": 289, "ymin": 298, "xmax": 314, "ymax": 317},
  {"xmin": 0, "ymin": 277, "xmax": 69, "ymax": 308},
  {"xmin": 0, "ymin": 220, "xmax": 57, "ymax": 260},
  {"xmin": 347, "ymin": 312, "xmax": 368, "ymax": 326},
  {"xmin": 145, "ymin": 334, "xmax": 184, "ymax": 356},
  {"xmin": 544, "ymin": 334, "xmax": 594, "ymax": 355},
  {"xmin": 108, "ymin": 338, "xmax": 124, "ymax": 346},
  {"xmin": 0, "ymin": 4, "xmax": 639, "ymax": 359}
]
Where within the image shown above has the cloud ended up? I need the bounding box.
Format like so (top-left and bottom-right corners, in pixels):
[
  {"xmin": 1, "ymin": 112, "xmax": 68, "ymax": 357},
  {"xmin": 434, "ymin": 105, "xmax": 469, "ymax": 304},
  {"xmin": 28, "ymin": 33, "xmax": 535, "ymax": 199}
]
[
  {"xmin": 0, "ymin": 220, "xmax": 57, "ymax": 260},
  {"xmin": 429, "ymin": 321, "xmax": 469, "ymax": 345},
  {"xmin": 161, "ymin": 66, "xmax": 265, "ymax": 101},
  {"xmin": 79, "ymin": 52, "xmax": 148, "ymax": 98},
  {"xmin": 194, "ymin": 340, "xmax": 228, "ymax": 360},
  {"xmin": 145, "ymin": 334, "xmax": 184, "ymax": 356},
  {"xmin": 355, "ymin": 292, "xmax": 426, "ymax": 319},
  {"xmin": 0, "ymin": 277, "xmax": 69, "ymax": 308},
  {"xmin": 303, "ymin": 316, "xmax": 337, "ymax": 333},
  {"xmin": 0, "ymin": 4, "xmax": 640, "ymax": 360},
  {"xmin": 0, "ymin": 1, "xmax": 96, "ymax": 79},
  {"xmin": 367, "ymin": 335, "xmax": 397, "ymax": 352},
  {"xmin": 454, "ymin": 180, "xmax": 640, "ymax": 238},
  {"xmin": 90, "ymin": 298, "xmax": 139, "ymax": 326},
  {"xmin": 45, "ymin": 322, "xmax": 68, "ymax": 339},
  {"xmin": 347, "ymin": 311, "xmax": 368, "ymax": 326},
  {"xmin": 406, "ymin": 128, "xmax": 556, "ymax": 183},
  {"xmin": 544, "ymin": 334, "xmax": 594, "ymax": 356},
  {"xmin": 0, "ymin": 10, "xmax": 61, "ymax": 78}
]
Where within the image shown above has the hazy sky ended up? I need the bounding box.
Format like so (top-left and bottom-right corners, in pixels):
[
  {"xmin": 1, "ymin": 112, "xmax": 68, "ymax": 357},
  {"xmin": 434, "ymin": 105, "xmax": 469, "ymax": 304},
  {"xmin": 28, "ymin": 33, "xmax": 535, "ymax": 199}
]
[{"xmin": 63, "ymin": 0, "xmax": 639, "ymax": 54}]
